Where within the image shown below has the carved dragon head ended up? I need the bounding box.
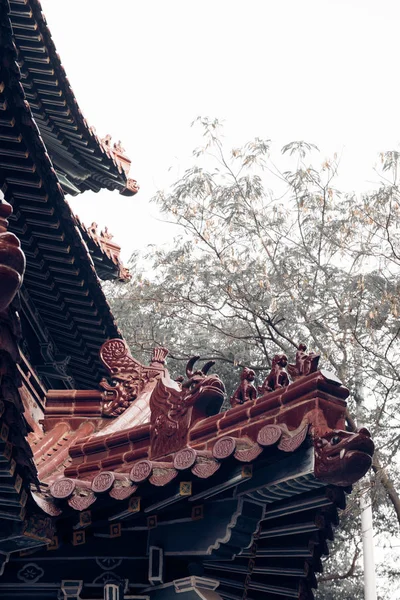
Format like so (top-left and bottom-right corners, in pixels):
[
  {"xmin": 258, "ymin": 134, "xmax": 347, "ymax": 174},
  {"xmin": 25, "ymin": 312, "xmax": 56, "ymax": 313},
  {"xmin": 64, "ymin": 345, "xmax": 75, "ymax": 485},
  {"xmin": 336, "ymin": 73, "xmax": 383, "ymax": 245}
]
[
  {"xmin": 314, "ymin": 427, "xmax": 374, "ymax": 487},
  {"xmin": 149, "ymin": 357, "xmax": 225, "ymax": 458},
  {"xmin": 181, "ymin": 356, "xmax": 225, "ymax": 413}
]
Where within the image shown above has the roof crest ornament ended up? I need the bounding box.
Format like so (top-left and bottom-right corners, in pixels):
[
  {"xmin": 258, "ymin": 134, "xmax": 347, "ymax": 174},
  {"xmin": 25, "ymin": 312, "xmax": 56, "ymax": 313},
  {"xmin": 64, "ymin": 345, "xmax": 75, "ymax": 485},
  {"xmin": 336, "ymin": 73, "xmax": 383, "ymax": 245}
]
[{"xmin": 99, "ymin": 339, "xmax": 168, "ymax": 417}]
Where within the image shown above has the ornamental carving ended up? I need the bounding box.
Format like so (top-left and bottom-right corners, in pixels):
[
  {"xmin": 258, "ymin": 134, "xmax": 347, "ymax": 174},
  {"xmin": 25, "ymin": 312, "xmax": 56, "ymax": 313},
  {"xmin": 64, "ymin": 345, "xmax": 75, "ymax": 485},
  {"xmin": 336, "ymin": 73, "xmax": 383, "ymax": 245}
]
[
  {"xmin": 0, "ymin": 199, "xmax": 25, "ymax": 312},
  {"xmin": 230, "ymin": 367, "xmax": 257, "ymax": 407},
  {"xmin": 314, "ymin": 427, "xmax": 374, "ymax": 487},
  {"xmin": 109, "ymin": 483, "xmax": 137, "ymax": 501},
  {"xmin": 124, "ymin": 178, "xmax": 139, "ymax": 194},
  {"xmin": 68, "ymin": 490, "xmax": 96, "ymax": 511},
  {"xmin": 99, "ymin": 339, "xmax": 167, "ymax": 417},
  {"xmin": 129, "ymin": 460, "xmax": 153, "ymax": 483},
  {"xmin": 212, "ymin": 436, "xmax": 236, "ymax": 460},
  {"xmin": 22, "ymin": 514, "xmax": 54, "ymax": 542},
  {"xmin": 50, "ymin": 478, "xmax": 75, "ymax": 499},
  {"xmin": 149, "ymin": 357, "xmax": 225, "ymax": 459},
  {"xmin": 174, "ymin": 447, "xmax": 197, "ymax": 470},
  {"xmin": 278, "ymin": 423, "xmax": 309, "ymax": 452},
  {"xmin": 258, "ymin": 354, "xmax": 289, "ymax": 395},
  {"xmin": 91, "ymin": 471, "xmax": 115, "ymax": 493},
  {"xmin": 257, "ymin": 425, "xmax": 282, "ymax": 447},
  {"xmin": 191, "ymin": 455, "xmax": 220, "ymax": 479},
  {"xmin": 287, "ymin": 343, "xmax": 320, "ymax": 380}
]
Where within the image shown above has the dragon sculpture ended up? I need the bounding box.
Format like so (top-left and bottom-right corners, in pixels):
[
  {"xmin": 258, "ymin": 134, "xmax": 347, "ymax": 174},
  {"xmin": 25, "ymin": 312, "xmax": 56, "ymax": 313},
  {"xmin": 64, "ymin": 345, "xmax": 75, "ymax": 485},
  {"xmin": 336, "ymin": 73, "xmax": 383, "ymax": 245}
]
[
  {"xmin": 149, "ymin": 356, "xmax": 225, "ymax": 459},
  {"xmin": 99, "ymin": 340, "xmax": 168, "ymax": 417},
  {"xmin": 314, "ymin": 426, "xmax": 374, "ymax": 486}
]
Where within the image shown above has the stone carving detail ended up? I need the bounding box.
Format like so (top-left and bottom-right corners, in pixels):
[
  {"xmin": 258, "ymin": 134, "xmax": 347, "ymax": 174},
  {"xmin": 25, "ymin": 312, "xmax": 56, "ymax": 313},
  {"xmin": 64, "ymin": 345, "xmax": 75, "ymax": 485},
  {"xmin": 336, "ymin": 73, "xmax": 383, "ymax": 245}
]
[
  {"xmin": 258, "ymin": 354, "xmax": 289, "ymax": 394},
  {"xmin": 99, "ymin": 339, "xmax": 166, "ymax": 417},
  {"xmin": 0, "ymin": 199, "xmax": 25, "ymax": 312},
  {"xmin": 287, "ymin": 343, "xmax": 320, "ymax": 380},
  {"xmin": 230, "ymin": 368, "xmax": 257, "ymax": 407},
  {"xmin": 149, "ymin": 357, "xmax": 225, "ymax": 459}
]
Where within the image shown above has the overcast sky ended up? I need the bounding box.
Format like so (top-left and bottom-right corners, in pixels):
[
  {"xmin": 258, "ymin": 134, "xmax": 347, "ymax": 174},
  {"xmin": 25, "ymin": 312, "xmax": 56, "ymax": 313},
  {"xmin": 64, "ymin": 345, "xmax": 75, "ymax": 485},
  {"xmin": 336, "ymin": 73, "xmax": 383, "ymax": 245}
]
[{"xmin": 40, "ymin": 0, "xmax": 400, "ymax": 260}]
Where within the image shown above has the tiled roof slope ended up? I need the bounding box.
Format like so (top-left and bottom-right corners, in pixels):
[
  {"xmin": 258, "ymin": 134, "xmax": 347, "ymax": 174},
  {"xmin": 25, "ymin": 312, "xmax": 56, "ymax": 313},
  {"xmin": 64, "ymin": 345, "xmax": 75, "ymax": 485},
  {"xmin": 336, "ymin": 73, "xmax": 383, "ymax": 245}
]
[
  {"xmin": 8, "ymin": 0, "xmax": 138, "ymax": 197},
  {"xmin": 75, "ymin": 217, "xmax": 131, "ymax": 282},
  {"xmin": 0, "ymin": 0, "xmax": 122, "ymax": 388}
]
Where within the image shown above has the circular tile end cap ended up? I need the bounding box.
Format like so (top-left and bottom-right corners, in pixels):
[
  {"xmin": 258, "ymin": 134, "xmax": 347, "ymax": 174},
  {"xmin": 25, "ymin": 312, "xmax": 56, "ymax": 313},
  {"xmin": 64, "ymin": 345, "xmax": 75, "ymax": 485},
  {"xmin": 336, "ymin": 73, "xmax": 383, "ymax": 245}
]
[
  {"xmin": 91, "ymin": 471, "xmax": 115, "ymax": 493},
  {"xmin": 50, "ymin": 477, "xmax": 76, "ymax": 499},
  {"xmin": 174, "ymin": 447, "xmax": 197, "ymax": 470},
  {"xmin": 213, "ymin": 436, "xmax": 236, "ymax": 460},
  {"xmin": 129, "ymin": 459, "xmax": 152, "ymax": 483},
  {"xmin": 257, "ymin": 425, "xmax": 282, "ymax": 447}
]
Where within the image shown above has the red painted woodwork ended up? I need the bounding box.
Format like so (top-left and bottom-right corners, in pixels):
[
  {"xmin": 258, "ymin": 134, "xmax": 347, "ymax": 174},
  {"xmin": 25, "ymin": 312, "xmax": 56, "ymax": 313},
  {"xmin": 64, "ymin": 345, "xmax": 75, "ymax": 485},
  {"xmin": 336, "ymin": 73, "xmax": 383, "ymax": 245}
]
[{"xmin": 0, "ymin": 200, "xmax": 25, "ymax": 312}]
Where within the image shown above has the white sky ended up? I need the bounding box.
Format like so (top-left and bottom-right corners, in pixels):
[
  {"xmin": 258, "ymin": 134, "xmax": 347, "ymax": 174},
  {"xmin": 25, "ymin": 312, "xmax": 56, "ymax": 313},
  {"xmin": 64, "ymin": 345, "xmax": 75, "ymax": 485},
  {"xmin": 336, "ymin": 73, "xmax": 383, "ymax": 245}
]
[{"xmin": 40, "ymin": 0, "xmax": 400, "ymax": 261}]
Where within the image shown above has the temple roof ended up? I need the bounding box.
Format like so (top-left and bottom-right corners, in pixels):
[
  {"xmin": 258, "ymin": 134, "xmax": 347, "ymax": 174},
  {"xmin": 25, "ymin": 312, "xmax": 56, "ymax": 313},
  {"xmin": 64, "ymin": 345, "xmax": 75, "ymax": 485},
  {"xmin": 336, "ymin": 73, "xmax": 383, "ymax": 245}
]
[
  {"xmin": 8, "ymin": 0, "xmax": 138, "ymax": 197},
  {"xmin": 0, "ymin": 4, "xmax": 119, "ymax": 389},
  {"xmin": 0, "ymin": 3, "xmax": 376, "ymax": 598},
  {"xmin": 6, "ymin": 341, "xmax": 374, "ymax": 600},
  {"xmin": 75, "ymin": 217, "xmax": 131, "ymax": 283}
]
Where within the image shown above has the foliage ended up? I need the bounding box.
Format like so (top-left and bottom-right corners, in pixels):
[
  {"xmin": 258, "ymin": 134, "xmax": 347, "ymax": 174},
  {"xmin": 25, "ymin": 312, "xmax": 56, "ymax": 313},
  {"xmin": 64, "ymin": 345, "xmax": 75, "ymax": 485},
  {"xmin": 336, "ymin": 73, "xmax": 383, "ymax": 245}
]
[{"xmin": 107, "ymin": 118, "xmax": 400, "ymax": 597}]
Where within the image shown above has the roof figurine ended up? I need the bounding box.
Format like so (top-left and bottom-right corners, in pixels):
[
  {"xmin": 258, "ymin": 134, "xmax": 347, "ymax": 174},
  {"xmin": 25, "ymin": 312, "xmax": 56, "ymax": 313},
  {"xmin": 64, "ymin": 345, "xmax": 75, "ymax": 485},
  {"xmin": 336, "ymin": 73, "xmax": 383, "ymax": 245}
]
[
  {"xmin": 287, "ymin": 343, "xmax": 320, "ymax": 380},
  {"xmin": 258, "ymin": 353, "xmax": 290, "ymax": 394},
  {"xmin": 230, "ymin": 367, "xmax": 257, "ymax": 407}
]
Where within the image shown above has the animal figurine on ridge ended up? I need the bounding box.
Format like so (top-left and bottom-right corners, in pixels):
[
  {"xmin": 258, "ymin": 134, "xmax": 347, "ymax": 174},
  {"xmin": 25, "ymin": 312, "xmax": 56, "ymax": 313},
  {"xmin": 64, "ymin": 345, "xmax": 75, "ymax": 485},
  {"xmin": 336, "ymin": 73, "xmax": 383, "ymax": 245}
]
[
  {"xmin": 230, "ymin": 367, "xmax": 257, "ymax": 407},
  {"xmin": 287, "ymin": 343, "xmax": 320, "ymax": 380},
  {"xmin": 258, "ymin": 354, "xmax": 290, "ymax": 394}
]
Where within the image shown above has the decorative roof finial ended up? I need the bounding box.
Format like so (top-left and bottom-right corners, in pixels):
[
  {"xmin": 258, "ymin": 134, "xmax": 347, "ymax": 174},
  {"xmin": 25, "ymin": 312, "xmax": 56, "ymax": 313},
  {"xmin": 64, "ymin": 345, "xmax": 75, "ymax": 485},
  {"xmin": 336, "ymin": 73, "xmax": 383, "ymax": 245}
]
[{"xmin": 151, "ymin": 347, "xmax": 169, "ymax": 366}]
